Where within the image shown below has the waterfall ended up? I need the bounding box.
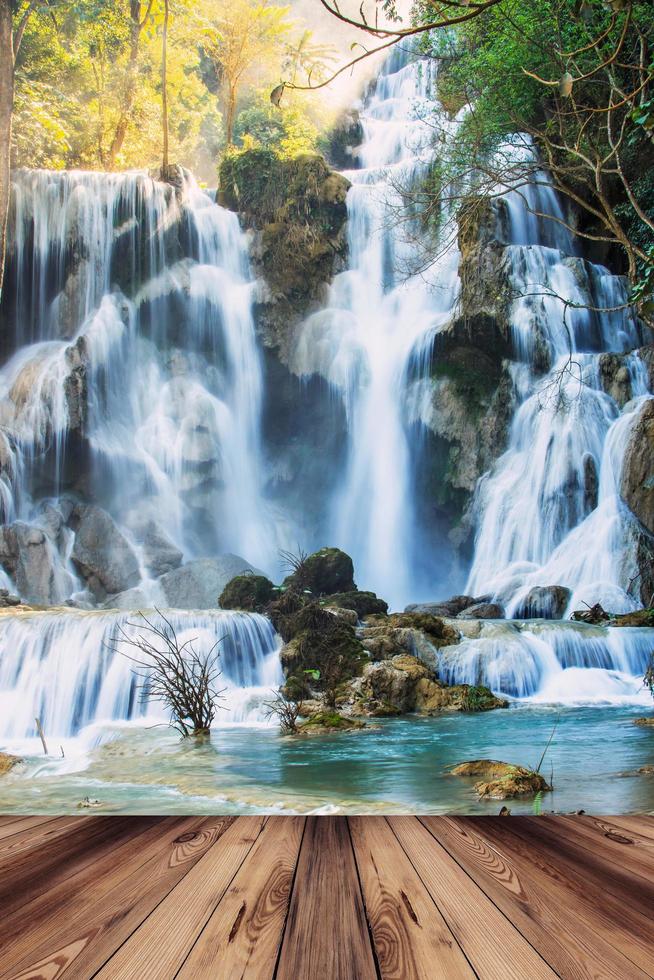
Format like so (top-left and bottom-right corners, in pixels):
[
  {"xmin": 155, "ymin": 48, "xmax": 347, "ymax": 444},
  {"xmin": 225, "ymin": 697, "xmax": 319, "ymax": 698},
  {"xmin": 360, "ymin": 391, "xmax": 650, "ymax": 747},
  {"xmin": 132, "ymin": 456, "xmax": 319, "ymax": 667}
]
[
  {"xmin": 290, "ymin": 49, "xmax": 461, "ymax": 609},
  {"xmin": 0, "ymin": 169, "xmax": 276, "ymax": 604},
  {"xmin": 438, "ymin": 620, "xmax": 654, "ymax": 704},
  {"xmin": 465, "ymin": 146, "xmax": 649, "ymax": 615},
  {"xmin": 0, "ymin": 608, "xmax": 282, "ymax": 742}
]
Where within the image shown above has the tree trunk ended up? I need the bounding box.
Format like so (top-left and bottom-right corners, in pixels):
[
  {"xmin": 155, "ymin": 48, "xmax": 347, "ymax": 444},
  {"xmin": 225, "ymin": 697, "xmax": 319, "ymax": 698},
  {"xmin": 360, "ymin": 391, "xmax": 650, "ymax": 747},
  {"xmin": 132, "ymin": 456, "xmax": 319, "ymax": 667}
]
[
  {"xmin": 161, "ymin": 0, "xmax": 169, "ymax": 173},
  {"xmin": 106, "ymin": 2, "xmax": 145, "ymax": 170},
  {"xmin": 0, "ymin": 0, "xmax": 13, "ymax": 300},
  {"xmin": 225, "ymin": 85, "xmax": 236, "ymax": 147}
]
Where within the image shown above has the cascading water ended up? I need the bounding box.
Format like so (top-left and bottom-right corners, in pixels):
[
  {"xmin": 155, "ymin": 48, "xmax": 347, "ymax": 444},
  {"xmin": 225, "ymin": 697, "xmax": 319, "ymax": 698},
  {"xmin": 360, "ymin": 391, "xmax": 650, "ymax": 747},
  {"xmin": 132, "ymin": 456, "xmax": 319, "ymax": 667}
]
[
  {"xmin": 290, "ymin": 49, "xmax": 461, "ymax": 609},
  {"xmin": 0, "ymin": 609, "xmax": 282, "ymax": 747},
  {"xmin": 464, "ymin": 147, "xmax": 650, "ymax": 616},
  {"xmin": 0, "ymin": 168, "xmax": 277, "ymax": 606}
]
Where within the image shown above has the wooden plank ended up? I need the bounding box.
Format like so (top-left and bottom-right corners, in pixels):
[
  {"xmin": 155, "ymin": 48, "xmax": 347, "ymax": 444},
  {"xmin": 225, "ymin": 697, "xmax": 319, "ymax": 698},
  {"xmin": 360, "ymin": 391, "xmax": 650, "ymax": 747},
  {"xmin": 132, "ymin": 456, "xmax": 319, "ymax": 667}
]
[
  {"xmin": 575, "ymin": 814, "xmax": 654, "ymax": 850},
  {"xmin": 479, "ymin": 814, "xmax": 654, "ymax": 910},
  {"xmin": 0, "ymin": 816, "xmax": 55, "ymax": 842},
  {"xmin": 275, "ymin": 816, "xmax": 378, "ymax": 980},
  {"xmin": 549, "ymin": 815, "xmax": 654, "ymax": 880},
  {"xmin": 2, "ymin": 817, "xmax": 237, "ymax": 980},
  {"xmin": 600, "ymin": 814, "xmax": 654, "ymax": 842},
  {"xmin": 459, "ymin": 817, "xmax": 654, "ymax": 977},
  {"xmin": 0, "ymin": 816, "xmax": 157, "ymax": 922},
  {"xmin": 177, "ymin": 816, "xmax": 304, "ymax": 980},
  {"xmin": 349, "ymin": 816, "xmax": 473, "ymax": 980},
  {"xmin": 93, "ymin": 816, "xmax": 265, "ymax": 980},
  {"xmin": 423, "ymin": 816, "xmax": 649, "ymax": 980},
  {"xmin": 0, "ymin": 816, "xmax": 194, "ymax": 977},
  {"xmin": 0, "ymin": 816, "xmax": 90, "ymax": 861},
  {"xmin": 389, "ymin": 816, "xmax": 557, "ymax": 980}
]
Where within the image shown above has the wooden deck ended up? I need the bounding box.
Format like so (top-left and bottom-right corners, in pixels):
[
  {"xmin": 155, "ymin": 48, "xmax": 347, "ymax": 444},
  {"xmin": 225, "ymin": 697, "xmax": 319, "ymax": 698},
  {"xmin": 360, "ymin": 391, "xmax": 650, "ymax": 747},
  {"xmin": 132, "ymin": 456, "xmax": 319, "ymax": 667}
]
[{"xmin": 0, "ymin": 815, "xmax": 652, "ymax": 979}]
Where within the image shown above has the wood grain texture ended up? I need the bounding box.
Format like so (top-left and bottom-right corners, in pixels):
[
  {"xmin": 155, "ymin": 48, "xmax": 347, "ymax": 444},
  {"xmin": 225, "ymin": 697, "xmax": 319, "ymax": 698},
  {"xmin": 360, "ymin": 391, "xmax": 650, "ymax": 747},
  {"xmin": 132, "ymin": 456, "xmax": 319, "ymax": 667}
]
[
  {"xmin": 275, "ymin": 816, "xmax": 378, "ymax": 980},
  {"xmin": 453, "ymin": 817, "xmax": 654, "ymax": 978},
  {"xmin": 349, "ymin": 816, "xmax": 473, "ymax": 980},
  {"xmin": 389, "ymin": 815, "xmax": 557, "ymax": 980},
  {"xmin": 94, "ymin": 816, "xmax": 265, "ymax": 980},
  {"xmin": 0, "ymin": 814, "xmax": 652, "ymax": 980},
  {"xmin": 177, "ymin": 816, "xmax": 304, "ymax": 980}
]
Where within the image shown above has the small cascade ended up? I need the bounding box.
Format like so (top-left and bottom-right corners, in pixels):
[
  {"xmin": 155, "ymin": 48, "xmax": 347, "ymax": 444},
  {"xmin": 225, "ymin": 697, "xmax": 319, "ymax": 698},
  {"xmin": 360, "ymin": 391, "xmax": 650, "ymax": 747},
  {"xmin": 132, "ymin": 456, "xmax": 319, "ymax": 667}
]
[
  {"xmin": 0, "ymin": 608, "xmax": 282, "ymax": 742},
  {"xmin": 438, "ymin": 620, "xmax": 653, "ymax": 704},
  {"xmin": 465, "ymin": 145, "xmax": 649, "ymax": 614},
  {"xmin": 290, "ymin": 49, "xmax": 461, "ymax": 608},
  {"xmin": 0, "ymin": 169, "xmax": 277, "ymax": 605}
]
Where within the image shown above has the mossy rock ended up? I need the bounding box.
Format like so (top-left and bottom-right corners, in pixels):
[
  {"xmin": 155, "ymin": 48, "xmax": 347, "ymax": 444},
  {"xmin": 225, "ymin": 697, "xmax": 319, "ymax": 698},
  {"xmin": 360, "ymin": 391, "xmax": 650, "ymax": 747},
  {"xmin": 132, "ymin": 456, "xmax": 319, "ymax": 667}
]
[
  {"xmin": 283, "ymin": 547, "xmax": 356, "ymax": 596},
  {"xmin": 218, "ymin": 574, "xmax": 275, "ymax": 612},
  {"xmin": 321, "ymin": 590, "xmax": 388, "ymax": 618},
  {"xmin": 450, "ymin": 760, "xmax": 551, "ymax": 799},
  {"xmin": 457, "ymin": 684, "xmax": 508, "ymax": 712},
  {"xmin": 370, "ymin": 612, "xmax": 459, "ymax": 647},
  {"xmin": 298, "ymin": 711, "xmax": 366, "ymax": 734},
  {"xmin": 610, "ymin": 608, "xmax": 654, "ymax": 627}
]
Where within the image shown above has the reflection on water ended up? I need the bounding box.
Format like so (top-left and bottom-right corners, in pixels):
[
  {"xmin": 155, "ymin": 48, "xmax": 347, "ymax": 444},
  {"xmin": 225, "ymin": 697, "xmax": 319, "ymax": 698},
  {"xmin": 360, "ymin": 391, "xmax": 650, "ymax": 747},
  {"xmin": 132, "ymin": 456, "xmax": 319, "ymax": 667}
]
[{"xmin": 1, "ymin": 705, "xmax": 652, "ymax": 815}]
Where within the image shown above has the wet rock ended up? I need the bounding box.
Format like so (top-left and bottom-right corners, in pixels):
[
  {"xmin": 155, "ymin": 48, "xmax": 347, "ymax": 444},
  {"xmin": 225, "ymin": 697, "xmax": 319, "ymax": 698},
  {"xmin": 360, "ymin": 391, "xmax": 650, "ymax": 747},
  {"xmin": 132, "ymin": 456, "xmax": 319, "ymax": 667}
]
[
  {"xmin": 283, "ymin": 547, "xmax": 355, "ymax": 596},
  {"xmin": 323, "ymin": 605, "xmax": 359, "ymax": 627},
  {"xmin": 0, "ymin": 587, "xmax": 22, "ymax": 607},
  {"xmin": 322, "ymin": 590, "xmax": 388, "ymax": 618},
  {"xmin": 515, "ymin": 585, "xmax": 572, "ymax": 620},
  {"xmin": 634, "ymin": 717, "xmax": 654, "ymax": 727},
  {"xmin": 571, "ymin": 603, "xmax": 610, "ymax": 624},
  {"xmin": 457, "ymin": 602, "xmax": 505, "ymax": 620},
  {"xmin": 219, "ymin": 573, "xmax": 275, "ymax": 612},
  {"xmin": 103, "ymin": 587, "xmax": 152, "ymax": 611},
  {"xmin": 0, "ymin": 753, "xmax": 22, "ymax": 776},
  {"xmin": 406, "ymin": 595, "xmax": 480, "ymax": 616},
  {"xmin": 450, "ymin": 760, "xmax": 551, "ymax": 799},
  {"xmin": 582, "ymin": 452, "xmax": 599, "ymax": 513},
  {"xmin": 621, "ymin": 398, "xmax": 654, "ymax": 535},
  {"xmin": 63, "ymin": 336, "xmax": 88, "ymax": 433},
  {"xmin": 0, "ymin": 521, "xmax": 71, "ymax": 605},
  {"xmin": 415, "ymin": 682, "xmax": 507, "ymax": 714},
  {"xmin": 69, "ymin": 504, "xmax": 140, "ymax": 599},
  {"xmin": 598, "ymin": 352, "xmax": 633, "ymax": 408},
  {"xmin": 609, "ymin": 608, "xmax": 654, "ymax": 627},
  {"xmin": 159, "ymin": 555, "xmax": 261, "ymax": 609},
  {"xmin": 298, "ymin": 711, "xmax": 367, "ymax": 735},
  {"xmin": 137, "ymin": 521, "xmax": 183, "ymax": 578},
  {"xmin": 352, "ymin": 656, "xmax": 432, "ymax": 715}
]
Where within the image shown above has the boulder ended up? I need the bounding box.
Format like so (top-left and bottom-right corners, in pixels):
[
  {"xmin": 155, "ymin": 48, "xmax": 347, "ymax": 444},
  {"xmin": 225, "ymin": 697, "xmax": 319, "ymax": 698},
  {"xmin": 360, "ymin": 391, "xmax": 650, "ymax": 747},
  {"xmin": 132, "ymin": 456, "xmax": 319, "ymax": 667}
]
[
  {"xmin": 515, "ymin": 585, "xmax": 572, "ymax": 620},
  {"xmin": 0, "ymin": 753, "xmax": 22, "ymax": 776},
  {"xmin": 354, "ymin": 656, "xmax": 432, "ymax": 714},
  {"xmin": 0, "ymin": 521, "xmax": 71, "ymax": 605},
  {"xmin": 103, "ymin": 587, "xmax": 152, "ymax": 611},
  {"xmin": 450, "ymin": 760, "xmax": 551, "ymax": 799},
  {"xmin": 283, "ymin": 547, "xmax": 355, "ymax": 596},
  {"xmin": 218, "ymin": 573, "xmax": 275, "ymax": 612},
  {"xmin": 0, "ymin": 587, "xmax": 22, "ymax": 607},
  {"xmin": 298, "ymin": 711, "xmax": 367, "ymax": 735},
  {"xmin": 406, "ymin": 595, "xmax": 479, "ymax": 616},
  {"xmin": 621, "ymin": 399, "xmax": 654, "ymax": 534},
  {"xmin": 69, "ymin": 505, "xmax": 140, "ymax": 599},
  {"xmin": 322, "ymin": 590, "xmax": 388, "ymax": 618},
  {"xmin": 457, "ymin": 602, "xmax": 505, "ymax": 620},
  {"xmin": 137, "ymin": 521, "xmax": 183, "ymax": 578},
  {"xmin": 598, "ymin": 353, "xmax": 633, "ymax": 408},
  {"xmin": 159, "ymin": 555, "xmax": 261, "ymax": 609}
]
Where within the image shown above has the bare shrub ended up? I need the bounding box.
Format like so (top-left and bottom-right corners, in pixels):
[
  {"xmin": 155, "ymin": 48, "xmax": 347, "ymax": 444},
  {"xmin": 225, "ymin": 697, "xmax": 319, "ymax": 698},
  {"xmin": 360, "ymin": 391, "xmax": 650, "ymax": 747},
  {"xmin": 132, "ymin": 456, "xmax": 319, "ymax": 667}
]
[
  {"xmin": 108, "ymin": 609, "xmax": 226, "ymax": 737},
  {"xmin": 263, "ymin": 688, "xmax": 304, "ymax": 735}
]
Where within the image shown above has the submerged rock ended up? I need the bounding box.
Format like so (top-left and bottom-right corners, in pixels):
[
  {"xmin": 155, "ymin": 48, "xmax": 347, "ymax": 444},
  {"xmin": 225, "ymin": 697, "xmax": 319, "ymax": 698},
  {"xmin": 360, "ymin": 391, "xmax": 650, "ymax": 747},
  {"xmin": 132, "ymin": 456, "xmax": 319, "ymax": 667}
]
[
  {"xmin": 159, "ymin": 555, "xmax": 261, "ymax": 609},
  {"xmin": 515, "ymin": 585, "xmax": 572, "ymax": 620},
  {"xmin": 634, "ymin": 716, "xmax": 654, "ymax": 726},
  {"xmin": 297, "ymin": 711, "xmax": 368, "ymax": 735},
  {"xmin": 450, "ymin": 760, "xmax": 551, "ymax": 799}
]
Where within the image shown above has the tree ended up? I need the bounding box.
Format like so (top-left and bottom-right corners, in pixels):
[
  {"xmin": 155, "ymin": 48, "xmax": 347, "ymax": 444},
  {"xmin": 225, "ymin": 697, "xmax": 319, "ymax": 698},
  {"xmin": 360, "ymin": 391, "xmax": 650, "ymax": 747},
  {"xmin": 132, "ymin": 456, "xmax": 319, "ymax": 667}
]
[
  {"xmin": 201, "ymin": 0, "xmax": 292, "ymax": 146},
  {"xmin": 161, "ymin": 0, "xmax": 169, "ymax": 173},
  {"xmin": 0, "ymin": 0, "xmax": 13, "ymax": 300},
  {"xmin": 106, "ymin": 1, "xmax": 157, "ymax": 169}
]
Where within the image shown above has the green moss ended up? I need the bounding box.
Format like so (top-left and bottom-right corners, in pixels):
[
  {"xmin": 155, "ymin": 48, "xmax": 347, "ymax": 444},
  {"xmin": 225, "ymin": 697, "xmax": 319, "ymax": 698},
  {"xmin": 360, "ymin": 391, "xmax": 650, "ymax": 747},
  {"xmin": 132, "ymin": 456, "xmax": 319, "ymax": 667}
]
[
  {"xmin": 458, "ymin": 684, "xmax": 507, "ymax": 713},
  {"xmin": 320, "ymin": 590, "xmax": 388, "ymax": 618},
  {"xmin": 218, "ymin": 574, "xmax": 275, "ymax": 612},
  {"xmin": 299, "ymin": 711, "xmax": 364, "ymax": 731}
]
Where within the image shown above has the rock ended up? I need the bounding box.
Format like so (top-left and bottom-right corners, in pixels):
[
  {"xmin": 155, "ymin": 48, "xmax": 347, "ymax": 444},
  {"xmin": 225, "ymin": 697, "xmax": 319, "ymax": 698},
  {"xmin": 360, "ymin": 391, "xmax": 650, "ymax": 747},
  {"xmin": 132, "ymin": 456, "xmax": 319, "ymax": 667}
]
[
  {"xmin": 137, "ymin": 521, "xmax": 183, "ymax": 578},
  {"xmin": 354, "ymin": 656, "xmax": 431, "ymax": 715},
  {"xmin": 571, "ymin": 603, "xmax": 610, "ymax": 624},
  {"xmin": 610, "ymin": 608, "xmax": 654, "ymax": 627},
  {"xmin": 0, "ymin": 587, "xmax": 22, "ymax": 607},
  {"xmin": 515, "ymin": 586, "xmax": 572, "ymax": 620},
  {"xmin": 634, "ymin": 716, "xmax": 654, "ymax": 726},
  {"xmin": 450, "ymin": 760, "xmax": 551, "ymax": 799},
  {"xmin": 418, "ymin": 684, "xmax": 508, "ymax": 714},
  {"xmin": 583, "ymin": 452, "xmax": 599, "ymax": 513},
  {"xmin": 0, "ymin": 752, "xmax": 22, "ymax": 776},
  {"xmin": 283, "ymin": 547, "xmax": 356, "ymax": 596},
  {"xmin": 598, "ymin": 352, "xmax": 633, "ymax": 408},
  {"xmin": 380, "ymin": 613, "xmax": 460, "ymax": 647},
  {"xmin": 219, "ymin": 574, "xmax": 275, "ymax": 612},
  {"xmin": 457, "ymin": 602, "xmax": 505, "ymax": 619},
  {"xmin": 322, "ymin": 590, "xmax": 388, "ymax": 618},
  {"xmin": 298, "ymin": 711, "xmax": 367, "ymax": 735},
  {"xmin": 69, "ymin": 505, "xmax": 140, "ymax": 599},
  {"xmin": 159, "ymin": 555, "xmax": 260, "ymax": 609},
  {"xmin": 63, "ymin": 336, "xmax": 88, "ymax": 433},
  {"xmin": 323, "ymin": 606, "xmax": 359, "ymax": 627},
  {"xmin": 0, "ymin": 521, "xmax": 71, "ymax": 605},
  {"xmin": 621, "ymin": 399, "xmax": 654, "ymax": 534},
  {"xmin": 406, "ymin": 595, "xmax": 477, "ymax": 616},
  {"xmin": 103, "ymin": 587, "xmax": 151, "ymax": 611}
]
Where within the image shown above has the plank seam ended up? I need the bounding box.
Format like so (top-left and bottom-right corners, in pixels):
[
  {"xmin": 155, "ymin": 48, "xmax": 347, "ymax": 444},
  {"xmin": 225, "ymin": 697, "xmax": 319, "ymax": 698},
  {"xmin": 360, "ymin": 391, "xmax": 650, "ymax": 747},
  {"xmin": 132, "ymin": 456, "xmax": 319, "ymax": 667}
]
[
  {"xmin": 346, "ymin": 818, "xmax": 383, "ymax": 980},
  {"xmin": 270, "ymin": 816, "xmax": 308, "ymax": 980}
]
